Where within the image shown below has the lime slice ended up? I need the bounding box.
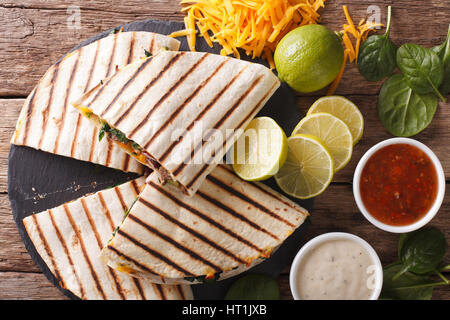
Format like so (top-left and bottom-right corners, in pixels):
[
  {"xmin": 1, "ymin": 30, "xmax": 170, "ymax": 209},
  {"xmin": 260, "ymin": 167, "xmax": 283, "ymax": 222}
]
[
  {"xmin": 232, "ymin": 117, "xmax": 288, "ymax": 181},
  {"xmin": 307, "ymin": 96, "xmax": 364, "ymax": 145},
  {"xmin": 275, "ymin": 134, "xmax": 334, "ymax": 199},
  {"xmin": 292, "ymin": 113, "xmax": 353, "ymax": 172}
]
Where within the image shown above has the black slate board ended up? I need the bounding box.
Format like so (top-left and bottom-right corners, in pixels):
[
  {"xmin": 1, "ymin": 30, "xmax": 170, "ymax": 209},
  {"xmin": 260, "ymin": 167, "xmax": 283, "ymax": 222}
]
[{"xmin": 8, "ymin": 19, "xmax": 312, "ymax": 300}]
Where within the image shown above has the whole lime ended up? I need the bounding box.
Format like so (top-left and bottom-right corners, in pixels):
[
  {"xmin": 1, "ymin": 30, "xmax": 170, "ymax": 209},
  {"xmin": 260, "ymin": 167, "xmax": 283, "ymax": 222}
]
[{"xmin": 274, "ymin": 24, "xmax": 344, "ymax": 93}]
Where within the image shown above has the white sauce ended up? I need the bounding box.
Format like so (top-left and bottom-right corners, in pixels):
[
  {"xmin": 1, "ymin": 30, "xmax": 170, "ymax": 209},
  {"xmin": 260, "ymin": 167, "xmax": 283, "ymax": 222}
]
[{"xmin": 296, "ymin": 239, "xmax": 376, "ymax": 300}]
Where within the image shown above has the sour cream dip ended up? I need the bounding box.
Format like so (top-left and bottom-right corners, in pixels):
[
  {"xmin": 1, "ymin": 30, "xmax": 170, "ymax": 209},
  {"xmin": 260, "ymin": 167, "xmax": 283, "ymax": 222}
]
[{"xmin": 290, "ymin": 233, "xmax": 383, "ymax": 300}]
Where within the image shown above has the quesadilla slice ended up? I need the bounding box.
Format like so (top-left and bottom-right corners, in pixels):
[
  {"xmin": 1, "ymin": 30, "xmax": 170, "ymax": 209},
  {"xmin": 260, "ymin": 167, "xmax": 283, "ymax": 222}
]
[
  {"xmin": 12, "ymin": 31, "xmax": 180, "ymax": 174},
  {"xmin": 72, "ymin": 51, "xmax": 280, "ymax": 196},
  {"xmin": 23, "ymin": 178, "xmax": 193, "ymax": 300},
  {"xmin": 101, "ymin": 165, "xmax": 308, "ymax": 285}
]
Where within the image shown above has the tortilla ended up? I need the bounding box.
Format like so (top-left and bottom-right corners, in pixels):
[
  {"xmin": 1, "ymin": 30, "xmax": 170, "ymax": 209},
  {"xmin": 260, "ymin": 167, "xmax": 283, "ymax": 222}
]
[
  {"xmin": 72, "ymin": 51, "xmax": 280, "ymax": 196},
  {"xmin": 101, "ymin": 165, "xmax": 308, "ymax": 285},
  {"xmin": 23, "ymin": 178, "xmax": 192, "ymax": 300},
  {"xmin": 12, "ymin": 31, "xmax": 180, "ymax": 174}
]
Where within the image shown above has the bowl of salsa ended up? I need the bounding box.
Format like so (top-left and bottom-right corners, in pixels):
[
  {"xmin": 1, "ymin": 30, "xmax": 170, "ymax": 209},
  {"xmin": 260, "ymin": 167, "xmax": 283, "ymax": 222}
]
[{"xmin": 353, "ymin": 138, "xmax": 445, "ymax": 233}]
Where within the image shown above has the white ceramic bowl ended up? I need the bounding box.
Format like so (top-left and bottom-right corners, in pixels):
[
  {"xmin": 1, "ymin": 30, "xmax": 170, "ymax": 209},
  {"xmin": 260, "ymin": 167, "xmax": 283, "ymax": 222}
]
[
  {"xmin": 289, "ymin": 232, "xmax": 383, "ymax": 300},
  {"xmin": 353, "ymin": 138, "xmax": 445, "ymax": 233}
]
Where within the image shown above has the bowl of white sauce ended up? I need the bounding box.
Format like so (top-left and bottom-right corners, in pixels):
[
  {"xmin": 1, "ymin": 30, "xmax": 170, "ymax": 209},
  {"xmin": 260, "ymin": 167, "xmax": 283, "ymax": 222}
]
[{"xmin": 290, "ymin": 232, "xmax": 383, "ymax": 300}]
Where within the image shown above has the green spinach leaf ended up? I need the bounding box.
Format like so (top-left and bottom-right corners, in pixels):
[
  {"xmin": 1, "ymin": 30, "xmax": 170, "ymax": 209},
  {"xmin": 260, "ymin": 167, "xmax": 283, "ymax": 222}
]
[
  {"xmin": 381, "ymin": 264, "xmax": 434, "ymax": 300},
  {"xmin": 398, "ymin": 232, "xmax": 415, "ymax": 260},
  {"xmin": 432, "ymin": 25, "xmax": 450, "ymax": 97},
  {"xmin": 377, "ymin": 74, "xmax": 438, "ymax": 137},
  {"xmin": 396, "ymin": 227, "xmax": 446, "ymax": 277},
  {"xmin": 396, "ymin": 43, "xmax": 446, "ymax": 102},
  {"xmin": 225, "ymin": 274, "xmax": 280, "ymax": 300},
  {"xmin": 357, "ymin": 6, "xmax": 397, "ymax": 81}
]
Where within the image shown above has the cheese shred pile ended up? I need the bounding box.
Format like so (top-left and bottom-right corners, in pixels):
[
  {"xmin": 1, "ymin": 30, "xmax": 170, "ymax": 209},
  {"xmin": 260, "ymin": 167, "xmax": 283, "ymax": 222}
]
[
  {"xmin": 170, "ymin": 0, "xmax": 326, "ymax": 69},
  {"xmin": 327, "ymin": 5, "xmax": 383, "ymax": 95}
]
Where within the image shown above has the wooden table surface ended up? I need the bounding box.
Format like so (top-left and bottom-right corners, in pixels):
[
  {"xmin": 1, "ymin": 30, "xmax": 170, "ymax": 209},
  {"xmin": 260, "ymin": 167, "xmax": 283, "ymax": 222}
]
[{"xmin": 1, "ymin": 0, "xmax": 449, "ymax": 300}]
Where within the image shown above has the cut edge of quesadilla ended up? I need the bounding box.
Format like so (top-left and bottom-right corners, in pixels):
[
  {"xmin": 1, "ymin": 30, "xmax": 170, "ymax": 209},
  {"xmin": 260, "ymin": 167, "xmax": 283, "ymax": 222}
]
[
  {"xmin": 72, "ymin": 51, "xmax": 280, "ymax": 196},
  {"xmin": 100, "ymin": 165, "xmax": 309, "ymax": 285},
  {"xmin": 23, "ymin": 177, "xmax": 193, "ymax": 300},
  {"xmin": 71, "ymin": 75, "xmax": 177, "ymax": 189}
]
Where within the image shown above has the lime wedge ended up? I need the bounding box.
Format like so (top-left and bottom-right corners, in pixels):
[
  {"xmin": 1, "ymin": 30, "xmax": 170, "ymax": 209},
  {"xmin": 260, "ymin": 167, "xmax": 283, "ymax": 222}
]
[
  {"xmin": 232, "ymin": 117, "xmax": 288, "ymax": 181},
  {"xmin": 292, "ymin": 113, "xmax": 353, "ymax": 172},
  {"xmin": 275, "ymin": 134, "xmax": 334, "ymax": 199},
  {"xmin": 307, "ymin": 96, "xmax": 364, "ymax": 145}
]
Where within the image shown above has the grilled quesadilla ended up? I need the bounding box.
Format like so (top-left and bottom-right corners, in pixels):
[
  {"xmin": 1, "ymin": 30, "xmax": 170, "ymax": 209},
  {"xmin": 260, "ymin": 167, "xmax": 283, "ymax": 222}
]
[
  {"xmin": 12, "ymin": 31, "xmax": 180, "ymax": 174},
  {"xmin": 23, "ymin": 178, "xmax": 193, "ymax": 300},
  {"xmin": 101, "ymin": 165, "xmax": 308, "ymax": 285},
  {"xmin": 72, "ymin": 51, "xmax": 280, "ymax": 196}
]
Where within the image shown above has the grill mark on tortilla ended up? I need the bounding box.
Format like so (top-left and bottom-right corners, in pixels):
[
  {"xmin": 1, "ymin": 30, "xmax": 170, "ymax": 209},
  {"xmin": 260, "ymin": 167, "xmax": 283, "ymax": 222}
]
[
  {"xmin": 123, "ymin": 154, "xmax": 131, "ymax": 172},
  {"xmin": 70, "ymin": 110, "xmax": 83, "ymax": 157},
  {"xmin": 80, "ymin": 198, "xmax": 103, "ymax": 249},
  {"xmin": 184, "ymin": 81, "xmax": 276, "ymax": 189},
  {"xmin": 112, "ymin": 52, "xmax": 185, "ymax": 129},
  {"xmin": 117, "ymin": 229, "xmax": 194, "ymax": 276},
  {"xmin": 129, "ymin": 53, "xmax": 209, "ymax": 140},
  {"xmin": 217, "ymin": 165, "xmax": 305, "ymax": 216},
  {"xmin": 99, "ymin": 57, "xmax": 154, "ymax": 118},
  {"xmin": 84, "ymin": 40, "xmax": 100, "ymax": 93},
  {"xmin": 206, "ymin": 175, "xmax": 296, "ymax": 228},
  {"xmin": 106, "ymin": 244, "xmax": 160, "ymax": 276},
  {"xmin": 88, "ymin": 127, "xmax": 98, "ymax": 163},
  {"xmin": 48, "ymin": 209, "xmax": 86, "ymax": 299},
  {"xmin": 158, "ymin": 182, "xmax": 271, "ymax": 250},
  {"xmin": 196, "ymin": 190, "xmax": 280, "ymax": 242},
  {"xmin": 69, "ymin": 41, "xmax": 100, "ymax": 158},
  {"xmin": 173, "ymin": 74, "xmax": 263, "ymax": 179},
  {"xmin": 144, "ymin": 183, "xmax": 248, "ymax": 265},
  {"xmin": 79, "ymin": 198, "xmax": 126, "ymax": 299},
  {"xmin": 128, "ymin": 214, "xmax": 222, "ymax": 272},
  {"xmin": 106, "ymin": 139, "xmax": 113, "ymax": 167},
  {"xmin": 98, "ymin": 193, "xmax": 115, "ymax": 231},
  {"xmin": 20, "ymin": 87, "xmax": 37, "ymax": 145},
  {"xmin": 108, "ymin": 270, "xmax": 127, "ymax": 300},
  {"xmin": 114, "ymin": 187, "xmax": 128, "ymax": 213},
  {"xmin": 130, "ymin": 179, "xmax": 141, "ymax": 197},
  {"xmin": 29, "ymin": 215, "xmax": 65, "ymax": 289},
  {"xmin": 132, "ymin": 278, "xmax": 146, "ymax": 300},
  {"xmin": 149, "ymin": 37, "xmax": 155, "ymax": 53},
  {"xmin": 85, "ymin": 72, "xmax": 114, "ymax": 109},
  {"xmin": 105, "ymin": 32, "xmax": 118, "ymax": 78},
  {"xmin": 158, "ymin": 65, "xmax": 247, "ymax": 163},
  {"xmin": 63, "ymin": 204, "xmax": 107, "ymax": 300},
  {"xmin": 142, "ymin": 57, "xmax": 229, "ymax": 150},
  {"xmin": 37, "ymin": 65, "xmax": 60, "ymax": 150},
  {"xmin": 176, "ymin": 285, "xmax": 186, "ymax": 300},
  {"xmin": 53, "ymin": 49, "xmax": 81, "ymax": 154},
  {"xmin": 246, "ymin": 180, "xmax": 306, "ymax": 215},
  {"xmin": 126, "ymin": 32, "xmax": 136, "ymax": 65},
  {"xmin": 155, "ymin": 284, "xmax": 166, "ymax": 300}
]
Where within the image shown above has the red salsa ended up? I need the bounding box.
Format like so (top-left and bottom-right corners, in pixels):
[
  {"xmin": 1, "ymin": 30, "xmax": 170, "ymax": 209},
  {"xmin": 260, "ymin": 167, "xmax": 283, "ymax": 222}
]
[{"xmin": 359, "ymin": 143, "xmax": 438, "ymax": 226}]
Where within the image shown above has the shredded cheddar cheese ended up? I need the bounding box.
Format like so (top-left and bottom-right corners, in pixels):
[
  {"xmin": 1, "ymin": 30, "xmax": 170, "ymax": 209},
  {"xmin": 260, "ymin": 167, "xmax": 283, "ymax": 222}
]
[
  {"xmin": 170, "ymin": 0, "xmax": 326, "ymax": 68},
  {"xmin": 328, "ymin": 5, "xmax": 384, "ymax": 95}
]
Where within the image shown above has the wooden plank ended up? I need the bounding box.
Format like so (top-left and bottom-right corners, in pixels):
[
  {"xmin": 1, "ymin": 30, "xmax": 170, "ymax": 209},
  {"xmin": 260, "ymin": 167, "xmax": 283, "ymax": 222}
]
[
  {"xmin": 0, "ymin": 1, "xmax": 449, "ymax": 96},
  {"xmin": 0, "ymin": 99, "xmax": 22, "ymax": 193},
  {"xmin": 2, "ymin": 96, "xmax": 449, "ymax": 194},
  {"xmin": 0, "ymin": 193, "xmax": 40, "ymax": 272},
  {"xmin": 0, "ymin": 271, "xmax": 68, "ymax": 300}
]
